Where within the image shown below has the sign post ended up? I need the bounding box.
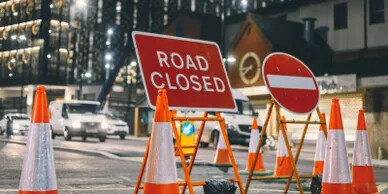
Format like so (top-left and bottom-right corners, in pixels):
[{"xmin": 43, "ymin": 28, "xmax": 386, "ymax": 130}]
[
  {"xmin": 245, "ymin": 52, "xmax": 328, "ymax": 194},
  {"xmin": 132, "ymin": 32, "xmax": 245, "ymax": 194}
]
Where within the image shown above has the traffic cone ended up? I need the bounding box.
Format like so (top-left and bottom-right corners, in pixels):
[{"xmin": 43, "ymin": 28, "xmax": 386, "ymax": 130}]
[
  {"xmin": 143, "ymin": 89, "xmax": 179, "ymax": 194},
  {"xmin": 213, "ymin": 129, "xmax": 231, "ymax": 166},
  {"xmin": 313, "ymin": 112, "xmax": 327, "ymax": 175},
  {"xmin": 19, "ymin": 86, "xmax": 58, "ymax": 194},
  {"xmin": 240, "ymin": 117, "xmax": 272, "ymax": 176},
  {"xmin": 322, "ymin": 98, "xmax": 352, "ymax": 194},
  {"xmin": 352, "ymin": 109, "xmax": 378, "ymax": 194},
  {"xmin": 273, "ymin": 116, "xmax": 293, "ymax": 177}
]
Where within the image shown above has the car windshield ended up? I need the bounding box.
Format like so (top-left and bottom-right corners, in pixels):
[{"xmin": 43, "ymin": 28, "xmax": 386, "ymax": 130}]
[
  {"xmin": 11, "ymin": 116, "xmax": 29, "ymax": 120},
  {"xmin": 65, "ymin": 103, "xmax": 103, "ymax": 114},
  {"xmin": 236, "ymin": 99, "xmax": 255, "ymax": 116}
]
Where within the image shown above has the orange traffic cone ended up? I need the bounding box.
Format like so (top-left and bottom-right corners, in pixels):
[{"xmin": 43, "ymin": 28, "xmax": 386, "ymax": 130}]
[
  {"xmin": 313, "ymin": 113, "xmax": 327, "ymax": 175},
  {"xmin": 352, "ymin": 109, "xmax": 378, "ymax": 194},
  {"xmin": 18, "ymin": 86, "xmax": 58, "ymax": 194},
  {"xmin": 240, "ymin": 117, "xmax": 272, "ymax": 176},
  {"xmin": 273, "ymin": 116, "xmax": 293, "ymax": 177},
  {"xmin": 143, "ymin": 89, "xmax": 179, "ymax": 194},
  {"xmin": 322, "ymin": 98, "xmax": 352, "ymax": 194},
  {"xmin": 213, "ymin": 129, "xmax": 231, "ymax": 166}
]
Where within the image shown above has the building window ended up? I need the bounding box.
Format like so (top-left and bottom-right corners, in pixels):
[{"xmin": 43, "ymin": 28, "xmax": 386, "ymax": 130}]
[
  {"xmin": 334, "ymin": 3, "xmax": 348, "ymax": 30},
  {"xmin": 370, "ymin": 0, "xmax": 385, "ymax": 24}
]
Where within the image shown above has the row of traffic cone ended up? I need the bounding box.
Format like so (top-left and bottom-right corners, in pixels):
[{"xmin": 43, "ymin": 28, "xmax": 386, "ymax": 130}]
[
  {"xmin": 322, "ymin": 99, "xmax": 378, "ymax": 194},
  {"xmin": 16, "ymin": 87, "xmax": 378, "ymax": 194},
  {"xmin": 239, "ymin": 98, "xmax": 378, "ymax": 194}
]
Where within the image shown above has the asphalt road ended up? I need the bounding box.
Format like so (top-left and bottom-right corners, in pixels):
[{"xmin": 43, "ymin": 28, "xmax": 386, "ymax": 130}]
[{"xmin": 0, "ymin": 135, "xmax": 388, "ymax": 194}]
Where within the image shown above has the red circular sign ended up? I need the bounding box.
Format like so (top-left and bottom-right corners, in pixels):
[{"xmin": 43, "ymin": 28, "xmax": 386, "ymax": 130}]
[{"xmin": 262, "ymin": 52, "xmax": 320, "ymax": 114}]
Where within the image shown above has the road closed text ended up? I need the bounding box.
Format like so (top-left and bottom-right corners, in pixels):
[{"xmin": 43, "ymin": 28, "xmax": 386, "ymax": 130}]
[{"xmin": 150, "ymin": 51, "xmax": 226, "ymax": 92}]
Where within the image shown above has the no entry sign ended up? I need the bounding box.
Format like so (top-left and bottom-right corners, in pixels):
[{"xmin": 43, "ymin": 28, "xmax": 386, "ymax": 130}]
[
  {"xmin": 262, "ymin": 52, "xmax": 320, "ymax": 114},
  {"xmin": 132, "ymin": 31, "xmax": 236, "ymax": 111}
]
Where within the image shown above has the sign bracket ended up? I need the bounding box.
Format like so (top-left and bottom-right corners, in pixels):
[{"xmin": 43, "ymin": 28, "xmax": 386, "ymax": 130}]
[
  {"xmin": 134, "ymin": 111, "xmax": 245, "ymax": 194},
  {"xmin": 245, "ymin": 99, "xmax": 328, "ymax": 194}
]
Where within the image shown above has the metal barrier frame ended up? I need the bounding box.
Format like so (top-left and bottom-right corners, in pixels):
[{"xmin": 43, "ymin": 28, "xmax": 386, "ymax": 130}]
[{"xmin": 245, "ymin": 99, "xmax": 328, "ymax": 194}]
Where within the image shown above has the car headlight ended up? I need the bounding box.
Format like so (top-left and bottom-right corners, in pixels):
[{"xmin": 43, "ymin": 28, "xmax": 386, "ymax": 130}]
[
  {"xmin": 227, "ymin": 123, "xmax": 237, "ymax": 131},
  {"xmin": 101, "ymin": 122, "xmax": 108, "ymax": 130},
  {"xmin": 72, "ymin": 120, "xmax": 81, "ymax": 129},
  {"xmin": 13, "ymin": 123, "xmax": 20, "ymax": 128}
]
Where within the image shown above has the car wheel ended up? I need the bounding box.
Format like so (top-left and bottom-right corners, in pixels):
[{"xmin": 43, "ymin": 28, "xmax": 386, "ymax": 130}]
[
  {"xmin": 82, "ymin": 136, "xmax": 87, "ymax": 141},
  {"xmin": 199, "ymin": 142, "xmax": 209, "ymax": 148},
  {"xmin": 212, "ymin": 130, "xmax": 219, "ymax": 149},
  {"xmin": 120, "ymin": 135, "xmax": 125, "ymax": 140},
  {"xmin": 64, "ymin": 128, "xmax": 72, "ymax": 141},
  {"xmin": 99, "ymin": 136, "xmax": 106, "ymax": 142}
]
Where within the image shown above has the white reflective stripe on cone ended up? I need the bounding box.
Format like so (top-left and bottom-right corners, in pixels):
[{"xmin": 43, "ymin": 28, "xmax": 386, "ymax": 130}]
[
  {"xmin": 19, "ymin": 124, "xmax": 57, "ymax": 191},
  {"xmin": 276, "ymin": 131, "xmax": 288, "ymax": 157},
  {"xmin": 145, "ymin": 122, "xmax": 178, "ymax": 184},
  {"xmin": 314, "ymin": 131, "xmax": 326, "ymax": 161},
  {"xmin": 322, "ymin": 130, "xmax": 351, "ymax": 183},
  {"xmin": 248, "ymin": 130, "xmax": 260, "ymax": 153},
  {"xmin": 217, "ymin": 131, "xmax": 227, "ymax": 149},
  {"xmin": 353, "ymin": 130, "xmax": 372, "ymax": 166}
]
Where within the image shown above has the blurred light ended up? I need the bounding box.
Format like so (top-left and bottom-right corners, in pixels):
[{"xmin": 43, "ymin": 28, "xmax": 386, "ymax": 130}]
[
  {"xmin": 11, "ymin": 35, "xmax": 17, "ymax": 40},
  {"xmin": 13, "ymin": 12, "xmax": 18, "ymax": 16},
  {"xmin": 47, "ymin": 54, "xmax": 51, "ymax": 59},
  {"xmin": 19, "ymin": 35, "xmax": 26, "ymax": 41},
  {"xmin": 107, "ymin": 28, "xmax": 114, "ymax": 35},
  {"xmin": 116, "ymin": 5, "xmax": 122, "ymax": 12},
  {"xmin": 10, "ymin": 58, "xmax": 16, "ymax": 63},
  {"xmin": 262, "ymin": 1, "xmax": 266, "ymax": 7},
  {"xmin": 222, "ymin": 58, "xmax": 227, "ymax": 62},
  {"xmin": 241, "ymin": 0, "xmax": 248, "ymax": 7},
  {"xmin": 50, "ymin": 4, "xmax": 54, "ymax": 8},
  {"xmin": 105, "ymin": 41, "xmax": 111, "ymax": 46},
  {"xmin": 130, "ymin": 61, "xmax": 137, "ymax": 67},
  {"xmin": 75, "ymin": 0, "xmax": 87, "ymax": 9},
  {"xmin": 24, "ymin": 87, "xmax": 29, "ymax": 92},
  {"xmin": 85, "ymin": 72, "xmax": 92, "ymax": 78},
  {"xmin": 105, "ymin": 64, "xmax": 110, "ymax": 69},
  {"xmin": 48, "ymin": 29, "xmax": 52, "ymax": 33},
  {"xmin": 227, "ymin": 56, "xmax": 236, "ymax": 63},
  {"xmin": 105, "ymin": 53, "xmax": 112, "ymax": 60},
  {"xmin": 8, "ymin": 73, "xmax": 13, "ymax": 77}
]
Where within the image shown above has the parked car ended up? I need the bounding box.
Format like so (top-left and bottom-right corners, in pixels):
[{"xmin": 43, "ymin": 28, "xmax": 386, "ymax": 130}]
[
  {"xmin": 49, "ymin": 100, "xmax": 108, "ymax": 142},
  {"xmin": 176, "ymin": 89, "xmax": 260, "ymax": 148},
  {"xmin": 0, "ymin": 113, "xmax": 30, "ymax": 136},
  {"xmin": 105, "ymin": 112, "xmax": 129, "ymax": 140}
]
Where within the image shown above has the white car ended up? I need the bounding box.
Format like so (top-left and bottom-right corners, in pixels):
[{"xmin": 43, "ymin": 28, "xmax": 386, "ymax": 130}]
[
  {"xmin": 0, "ymin": 114, "xmax": 30, "ymax": 136},
  {"xmin": 105, "ymin": 113, "xmax": 129, "ymax": 140},
  {"xmin": 49, "ymin": 100, "xmax": 108, "ymax": 142}
]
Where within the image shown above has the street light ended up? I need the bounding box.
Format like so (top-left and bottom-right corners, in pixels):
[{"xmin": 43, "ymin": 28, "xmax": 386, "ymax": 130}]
[
  {"xmin": 227, "ymin": 56, "xmax": 236, "ymax": 63},
  {"xmin": 241, "ymin": 0, "xmax": 248, "ymax": 8},
  {"xmin": 107, "ymin": 28, "xmax": 114, "ymax": 36},
  {"xmin": 105, "ymin": 53, "xmax": 112, "ymax": 61}
]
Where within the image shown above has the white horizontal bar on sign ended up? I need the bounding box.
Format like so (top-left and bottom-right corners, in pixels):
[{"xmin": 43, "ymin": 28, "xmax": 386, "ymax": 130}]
[{"xmin": 267, "ymin": 74, "xmax": 316, "ymax": 90}]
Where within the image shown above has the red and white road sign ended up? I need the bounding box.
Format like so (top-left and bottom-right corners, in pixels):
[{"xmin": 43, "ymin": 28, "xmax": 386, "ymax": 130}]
[
  {"xmin": 132, "ymin": 31, "xmax": 236, "ymax": 111},
  {"xmin": 262, "ymin": 52, "xmax": 320, "ymax": 114}
]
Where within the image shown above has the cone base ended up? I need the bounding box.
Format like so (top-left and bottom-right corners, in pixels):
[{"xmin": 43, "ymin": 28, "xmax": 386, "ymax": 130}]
[
  {"xmin": 144, "ymin": 182, "xmax": 179, "ymax": 194},
  {"xmin": 322, "ymin": 183, "xmax": 352, "ymax": 194},
  {"xmin": 19, "ymin": 190, "xmax": 58, "ymax": 194},
  {"xmin": 313, "ymin": 161, "xmax": 324, "ymax": 175},
  {"xmin": 239, "ymin": 170, "xmax": 273, "ymax": 176},
  {"xmin": 214, "ymin": 149, "xmax": 230, "ymax": 165},
  {"xmin": 245, "ymin": 153, "xmax": 265, "ymax": 172},
  {"xmin": 352, "ymin": 166, "xmax": 378, "ymax": 194},
  {"xmin": 273, "ymin": 156, "xmax": 293, "ymax": 176}
]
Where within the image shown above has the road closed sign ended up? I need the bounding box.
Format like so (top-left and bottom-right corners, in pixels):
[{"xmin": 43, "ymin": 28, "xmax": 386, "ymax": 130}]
[
  {"xmin": 132, "ymin": 31, "xmax": 236, "ymax": 111},
  {"xmin": 262, "ymin": 52, "xmax": 320, "ymax": 114}
]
